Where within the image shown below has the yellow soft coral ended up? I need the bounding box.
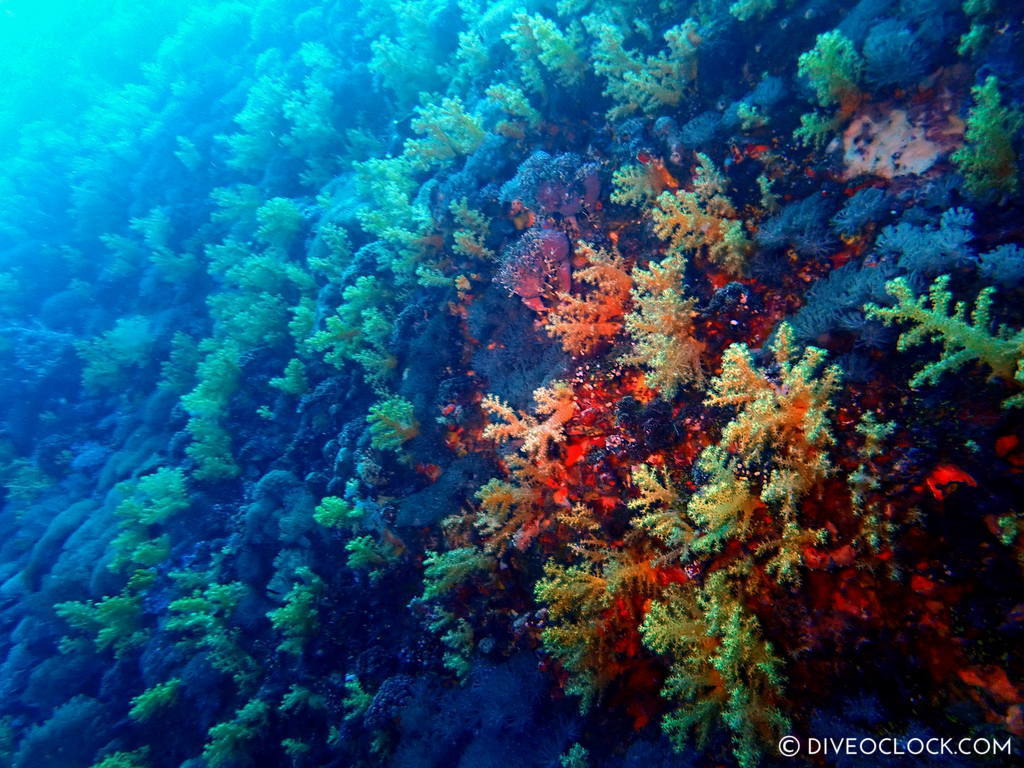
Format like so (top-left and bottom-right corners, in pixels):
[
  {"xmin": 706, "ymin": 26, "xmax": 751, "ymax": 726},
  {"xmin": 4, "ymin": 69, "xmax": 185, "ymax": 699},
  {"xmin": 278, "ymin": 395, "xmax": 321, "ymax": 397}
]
[
  {"xmin": 474, "ymin": 473, "xmax": 543, "ymax": 552},
  {"xmin": 503, "ymin": 12, "xmax": 586, "ymax": 94},
  {"xmin": 640, "ymin": 572, "xmax": 788, "ymax": 768},
  {"xmin": 535, "ymin": 549, "xmax": 659, "ymax": 710},
  {"xmin": 611, "ymin": 162, "xmax": 658, "ymax": 206},
  {"xmin": 628, "ymin": 464, "xmax": 695, "ymax": 554},
  {"xmin": 623, "ymin": 252, "xmax": 706, "ymax": 396},
  {"xmin": 403, "ymin": 97, "xmax": 485, "ymax": 170},
  {"xmin": 534, "ymin": 560, "xmax": 610, "ymax": 708},
  {"xmin": 449, "ymin": 197, "xmax": 494, "ymax": 261},
  {"xmin": 584, "ymin": 15, "xmax": 700, "ymax": 120},
  {"xmin": 610, "ymin": 160, "xmax": 677, "ymax": 206},
  {"xmin": 847, "ymin": 412, "xmax": 898, "ymax": 560},
  {"xmin": 651, "ymin": 154, "xmax": 751, "ymax": 276},
  {"xmin": 686, "ymin": 445, "xmax": 762, "ymax": 553},
  {"xmin": 706, "ymin": 323, "xmax": 841, "ymax": 502},
  {"xmin": 485, "ymin": 82, "xmax": 543, "ymax": 139},
  {"xmin": 624, "ymin": 324, "xmax": 838, "ymax": 586}
]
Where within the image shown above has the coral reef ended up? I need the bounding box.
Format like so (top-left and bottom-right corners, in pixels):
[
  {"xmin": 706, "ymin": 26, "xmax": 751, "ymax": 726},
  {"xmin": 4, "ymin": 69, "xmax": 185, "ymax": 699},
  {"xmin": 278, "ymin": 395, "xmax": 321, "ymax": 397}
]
[{"xmin": 1, "ymin": 2, "xmax": 1023, "ymax": 768}]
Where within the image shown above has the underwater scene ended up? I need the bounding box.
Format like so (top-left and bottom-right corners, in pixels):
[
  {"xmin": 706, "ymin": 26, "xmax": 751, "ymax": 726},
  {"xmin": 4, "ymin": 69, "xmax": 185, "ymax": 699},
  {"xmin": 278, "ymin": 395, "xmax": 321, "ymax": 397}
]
[{"xmin": 1, "ymin": 0, "xmax": 1024, "ymax": 766}]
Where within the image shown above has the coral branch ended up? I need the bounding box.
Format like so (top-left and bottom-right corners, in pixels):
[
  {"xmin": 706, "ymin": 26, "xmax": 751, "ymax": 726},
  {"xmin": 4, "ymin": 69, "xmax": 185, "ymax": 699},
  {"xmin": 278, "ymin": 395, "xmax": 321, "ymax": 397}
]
[{"xmin": 866, "ymin": 275, "xmax": 1024, "ymax": 406}]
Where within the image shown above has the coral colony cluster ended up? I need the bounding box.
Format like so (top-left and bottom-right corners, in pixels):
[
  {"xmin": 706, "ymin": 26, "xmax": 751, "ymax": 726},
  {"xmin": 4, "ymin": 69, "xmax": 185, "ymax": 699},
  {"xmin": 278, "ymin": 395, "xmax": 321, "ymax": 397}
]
[{"xmin": 1, "ymin": 0, "xmax": 1023, "ymax": 766}]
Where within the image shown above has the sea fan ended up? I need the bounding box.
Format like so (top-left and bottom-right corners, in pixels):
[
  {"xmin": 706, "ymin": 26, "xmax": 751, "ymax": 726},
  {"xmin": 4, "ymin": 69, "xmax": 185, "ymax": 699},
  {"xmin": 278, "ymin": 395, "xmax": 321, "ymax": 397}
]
[
  {"xmin": 757, "ymin": 195, "xmax": 837, "ymax": 259},
  {"xmin": 978, "ymin": 244, "xmax": 1024, "ymax": 287},
  {"xmin": 863, "ymin": 20, "xmax": 928, "ymax": 89},
  {"xmin": 876, "ymin": 207, "xmax": 975, "ymax": 278},
  {"xmin": 831, "ymin": 187, "xmax": 891, "ymax": 236}
]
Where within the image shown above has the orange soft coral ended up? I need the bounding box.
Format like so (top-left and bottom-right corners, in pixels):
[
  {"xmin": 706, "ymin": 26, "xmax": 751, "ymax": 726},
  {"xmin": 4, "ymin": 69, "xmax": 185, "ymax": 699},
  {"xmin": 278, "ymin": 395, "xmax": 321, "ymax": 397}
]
[
  {"xmin": 545, "ymin": 242, "xmax": 632, "ymax": 355},
  {"xmin": 474, "ymin": 465, "xmax": 544, "ymax": 552},
  {"xmin": 477, "ymin": 381, "xmax": 579, "ymax": 550},
  {"xmin": 535, "ymin": 548, "xmax": 661, "ymax": 710},
  {"xmin": 482, "ymin": 380, "xmax": 577, "ymax": 465}
]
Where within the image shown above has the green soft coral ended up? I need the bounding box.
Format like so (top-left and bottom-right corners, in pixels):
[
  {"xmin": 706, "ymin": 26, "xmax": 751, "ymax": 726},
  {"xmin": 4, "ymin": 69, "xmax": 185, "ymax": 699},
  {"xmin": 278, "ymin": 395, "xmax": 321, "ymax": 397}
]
[
  {"xmin": 793, "ymin": 110, "xmax": 841, "ymax": 149},
  {"xmin": 158, "ymin": 332, "xmax": 200, "ymax": 394},
  {"xmin": 90, "ymin": 749, "xmax": 150, "ymax": 768},
  {"xmin": 77, "ymin": 316, "xmax": 154, "ymax": 393},
  {"xmin": 352, "ymin": 155, "xmax": 433, "ymax": 279},
  {"xmin": 797, "ymin": 30, "xmax": 862, "ymax": 108},
  {"xmin": 129, "ymin": 678, "xmax": 182, "ymax": 721},
  {"xmin": 367, "ymin": 395, "xmax": 419, "ymax": 450},
  {"xmin": 183, "ymin": 376, "xmax": 241, "ymax": 479},
  {"xmin": 55, "ymin": 593, "xmax": 146, "ymax": 657},
  {"xmin": 267, "ymin": 566, "xmax": 323, "ymax": 655},
  {"xmin": 848, "ymin": 412, "xmax": 898, "ymax": 562},
  {"xmin": 313, "ymin": 495, "xmax": 362, "ymax": 529},
  {"xmin": 420, "ymin": 547, "xmax": 492, "ymax": 600},
  {"xmin": 116, "ymin": 467, "xmax": 189, "ymax": 526},
  {"xmin": 279, "ymin": 684, "xmax": 326, "ymax": 714},
  {"xmin": 281, "ymin": 42, "xmax": 346, "ymax": 186},
  {"xmin": 952, "ymin": 76, "xmax": 1023, "ymax": 198},
  {"xmin": 185, "ymin": 417, "xmax": 240, "ymax": 481},
  {"xmin": 729, "ymin": 0, "xmax": 776, "ymax": 22},
  {"xmin": 560, "ymin": 743, "xmax": 590, "ymax": 768},
  {"xmin": 342, "ymin": 676, "xmax": 372, "ymax": 721},
  {"xmin": 202, "ymin": 699, "xmax": 269, "ymax": 768},
  {"xmin": 641, "ymin": 573, "xmax": 789, "ymax": 768},
  {"xmin": 110, "ymin": 467, "xmax": 189, "ymax": 572},
  {"xmin": 166, "ymin": 577, "xmax": 257, "ymax": 687},
  {"xmin": 366, "ymin": 0, "xmax": 448, "ymax": 105},
  {"xmin": 255, "ymin": 197, "xmax": 305, "ymax": 251},
  {"xmin": 219, "ymin": 73, "xmax": 289, "ymax": 173},
  {"xmin": 309, "ymin": 275, "xmax": 397, "ymax": 384},
  {"xmin": 268, "ymin": 358, "xmax": 309, "ymax": 396},
  {"xmin": 345, "ymin": 535, "xmax": 399, "ymax": 581},
  {"xmin": 866, "ymin": 275, "xmax": 1024, "ymax": 406},
  {"xmin": 181, "ymin": 341, "xmax": 241, "ymax": 476},
  {"xmin": 417, "ymin": 547, "xmax": 494, "ymax": 679}
]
